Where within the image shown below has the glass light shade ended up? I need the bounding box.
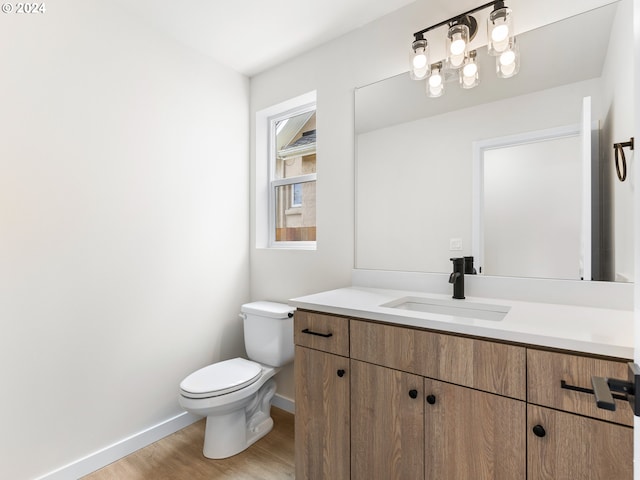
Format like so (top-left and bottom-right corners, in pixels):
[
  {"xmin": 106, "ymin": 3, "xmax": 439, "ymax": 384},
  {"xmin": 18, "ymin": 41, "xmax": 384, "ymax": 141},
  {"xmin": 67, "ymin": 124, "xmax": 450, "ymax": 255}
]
[
  {"xmin": 460, "ymin": 51, "xmax": 479, "ymax": 89},
  {"xmin": 487, "ymin": 7, "xmax": 513, "ymax": 55},
  {"xmin": 410, "ymin": 38, "xmax": 430, "ymax": 80},
  {"xmin": 496, "ymin": 39, "xmax": 520, "ymax": 78},
  {"xmin": 446, "ymin": 23, "xmax": 469, "ymax": 70},
  {"xmin": 427, "ymin": 66, "xmax": 444, "ymax": 97}
]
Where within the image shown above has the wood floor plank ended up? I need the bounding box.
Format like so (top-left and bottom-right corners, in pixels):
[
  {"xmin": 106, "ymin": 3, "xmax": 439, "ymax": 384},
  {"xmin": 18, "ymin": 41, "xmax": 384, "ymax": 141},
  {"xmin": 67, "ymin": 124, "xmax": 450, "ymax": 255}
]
[{"xmin": 82, "ymin": 408, "xmax": 294, "ymax": 480}]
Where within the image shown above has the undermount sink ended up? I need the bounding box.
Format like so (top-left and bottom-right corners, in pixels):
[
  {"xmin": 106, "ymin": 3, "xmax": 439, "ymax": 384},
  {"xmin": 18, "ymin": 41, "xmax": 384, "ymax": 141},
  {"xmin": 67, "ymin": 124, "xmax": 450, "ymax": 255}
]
[{"xmin": 381, "ymin": 296, "xmax": 510, "ymax": 322}]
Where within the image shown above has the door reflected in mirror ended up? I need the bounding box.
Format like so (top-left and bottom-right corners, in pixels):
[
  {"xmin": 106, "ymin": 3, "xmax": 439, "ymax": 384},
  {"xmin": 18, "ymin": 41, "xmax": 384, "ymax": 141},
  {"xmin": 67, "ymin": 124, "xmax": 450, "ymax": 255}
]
[{"xmin": 475, "ymin": 129, "xmax": 583, "ymax": 280}]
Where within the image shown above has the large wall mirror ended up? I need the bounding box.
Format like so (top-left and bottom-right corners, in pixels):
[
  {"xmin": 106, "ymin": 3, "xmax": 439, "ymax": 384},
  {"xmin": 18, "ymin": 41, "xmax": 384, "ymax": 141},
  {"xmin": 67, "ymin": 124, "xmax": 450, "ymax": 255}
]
[{"xmin": 355, "ymin": 0, "xmax": 634, "ymax": 282}]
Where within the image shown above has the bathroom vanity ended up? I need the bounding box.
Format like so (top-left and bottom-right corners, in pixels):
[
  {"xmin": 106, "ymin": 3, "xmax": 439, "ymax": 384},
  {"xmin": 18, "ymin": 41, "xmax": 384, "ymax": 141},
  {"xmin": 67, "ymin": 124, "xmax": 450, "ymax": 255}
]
[{"xmin": 290, "ymin": 287, "xmax": 634, "ymax": 479}]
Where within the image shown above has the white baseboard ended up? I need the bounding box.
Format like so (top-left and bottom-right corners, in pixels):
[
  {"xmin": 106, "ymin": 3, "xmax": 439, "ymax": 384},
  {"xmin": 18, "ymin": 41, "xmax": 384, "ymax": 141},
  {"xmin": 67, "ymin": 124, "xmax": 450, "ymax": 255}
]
[
  {"xmin": 272, "ymin": 393, "xmax": 295, "ymax": 414},
  {"xmin": 35, "ymin": 411, "xmax": 201, "ymax": 480},
  {"xmin": 36, "ymin": 395, "xmax": 295, "ymax": 479}
]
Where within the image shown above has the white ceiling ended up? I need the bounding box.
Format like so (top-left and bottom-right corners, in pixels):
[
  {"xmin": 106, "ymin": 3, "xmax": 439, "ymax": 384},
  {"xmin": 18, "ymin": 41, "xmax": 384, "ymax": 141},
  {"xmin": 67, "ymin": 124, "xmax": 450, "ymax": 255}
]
[{"xmin": 116, "ymin": 0, "xmax": 415, "ymax": 77}]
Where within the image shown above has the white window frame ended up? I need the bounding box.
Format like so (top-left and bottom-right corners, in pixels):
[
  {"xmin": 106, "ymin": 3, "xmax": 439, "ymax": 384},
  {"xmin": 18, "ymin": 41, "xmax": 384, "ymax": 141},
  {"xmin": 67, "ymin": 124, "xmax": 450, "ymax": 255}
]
[
  {"xmin": 268, "ymin": 103, "xmax": 316, "ymax": 249},
  {"xmin": 255, "ymin": 91, "xmax": 317, "ymax": 250}
]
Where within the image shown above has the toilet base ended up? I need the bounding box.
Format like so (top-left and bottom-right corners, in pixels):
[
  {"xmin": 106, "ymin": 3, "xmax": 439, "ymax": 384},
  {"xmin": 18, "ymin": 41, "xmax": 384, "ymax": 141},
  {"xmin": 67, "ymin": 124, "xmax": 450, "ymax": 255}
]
[{"xmin": 202, "ymin": 378, "xmax": 277, "ymax": 459}]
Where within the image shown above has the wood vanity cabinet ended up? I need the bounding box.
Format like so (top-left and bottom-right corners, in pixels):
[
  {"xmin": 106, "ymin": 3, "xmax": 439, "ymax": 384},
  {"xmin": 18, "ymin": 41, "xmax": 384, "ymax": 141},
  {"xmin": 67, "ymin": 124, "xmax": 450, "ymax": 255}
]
[
  {"xmin": 294, "ymin": 310, "xmax": 634, "ymax": 480},
  {"xmin": 526, "ymin": 349, "xmax": 633, "ymax": 479},
  {"xmin": 349, "ymin": 319, "xmax": 526, "ymax": 480},
  {"xmin": 294, "ymin": 311, "xmax": 350, "ymax": 480}
]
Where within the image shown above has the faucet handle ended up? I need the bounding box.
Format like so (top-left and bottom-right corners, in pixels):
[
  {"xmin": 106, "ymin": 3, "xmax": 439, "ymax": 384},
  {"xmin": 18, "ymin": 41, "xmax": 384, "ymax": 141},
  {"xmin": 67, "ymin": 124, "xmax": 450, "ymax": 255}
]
[
  {"xmin": 450, "ymin": 257, "xmax": 465, "ymax": 271},
  {"xmin": 463, "ymin": 256, "xmax": 477, "ymax": 275}
]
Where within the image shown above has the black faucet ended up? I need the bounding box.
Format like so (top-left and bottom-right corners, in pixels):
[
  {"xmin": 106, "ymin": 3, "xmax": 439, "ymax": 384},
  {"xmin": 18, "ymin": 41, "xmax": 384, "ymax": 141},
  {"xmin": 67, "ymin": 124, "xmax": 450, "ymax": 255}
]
[
  {"xmin": 464, "ymin": 256, "xmax": 477, "ymax": 275},
  {"xmin": 449, "ymin": 257, "xmax": 465, "ymax": 299}
]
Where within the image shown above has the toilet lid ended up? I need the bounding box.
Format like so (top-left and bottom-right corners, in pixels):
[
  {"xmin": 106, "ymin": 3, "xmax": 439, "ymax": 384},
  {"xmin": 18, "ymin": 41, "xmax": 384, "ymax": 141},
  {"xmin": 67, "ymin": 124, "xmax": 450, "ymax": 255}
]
[{"xmin": 180, "ymin": 358, "xmax": 262, "ymax": 399}]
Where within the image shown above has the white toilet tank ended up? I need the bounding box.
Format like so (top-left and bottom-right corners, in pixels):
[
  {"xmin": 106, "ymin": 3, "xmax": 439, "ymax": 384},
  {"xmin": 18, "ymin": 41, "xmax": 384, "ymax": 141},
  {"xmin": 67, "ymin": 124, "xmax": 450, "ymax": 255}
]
[{"xmin": 240, "ymin": 301, "xmax": 295, "ymax": 367}]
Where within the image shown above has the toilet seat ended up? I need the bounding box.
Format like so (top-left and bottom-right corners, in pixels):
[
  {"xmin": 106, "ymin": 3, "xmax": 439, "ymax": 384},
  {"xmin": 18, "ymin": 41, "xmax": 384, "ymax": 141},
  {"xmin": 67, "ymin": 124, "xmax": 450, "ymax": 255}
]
[{"xmin": 180, "ymin": 358, "xmax": 262, "ymax": 399}]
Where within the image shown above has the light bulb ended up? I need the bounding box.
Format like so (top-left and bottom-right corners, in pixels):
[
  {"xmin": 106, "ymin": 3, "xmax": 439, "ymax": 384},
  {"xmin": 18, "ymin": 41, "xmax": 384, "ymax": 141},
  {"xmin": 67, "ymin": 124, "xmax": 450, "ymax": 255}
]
[
  {"xmin": 447, "ymin": 23, "xmax": 470, "ymax": 71},
  {"xmin": 491, "ymin": 24, "xmax": 509, "ymax": 43},
  {"xmin": 496, "ymin": 40, "xmax": 519, "ymax": 79},
  {"xmin": 413, "ymin": 50, "xmax": 427, "ymax": 70},
  {"xmin": 462, "ymin": 74, "xmax": 477, "ymax": 87},
  {"xmin": 463, "ymin": 62, "xmax": 477, "ymax": 77},
  {"xmin": 429, "ymin": 84, "xmax": 444, "ymax": 97},
  {"xmin": 427, "ymin": 64, "xmax": 444, "ymax": 97},
  {"xmin": 450, "ymin": 36, "xmax": 466, "ymax": 56},
  {"xmin": 427, "ymin": 79, "xmax": 444, "ymax": 97},
  {"xmin": 451, "ymin": 54, "xmax": 465, "ymax": 68},
  {"xmin": 500, "ymin": 50, "xmax": 515, "ymax": 66},
  {"xmin": 460, "ymin": 51, "xmax": 479, "ymax": 89},
  {"xmin": 487, "ymin": 6, "xmax": 513, "ymax": 56},
  {"xmin": 410, "ymin": 37, "xmax": 430, "ymax": 81},
  {"xmin": 500, "ymin": 61, "xmax": 516, "ymax": 76},
  {"xmin": 429, "ymin": 73, "xmax": 442, "ymax": 88}
]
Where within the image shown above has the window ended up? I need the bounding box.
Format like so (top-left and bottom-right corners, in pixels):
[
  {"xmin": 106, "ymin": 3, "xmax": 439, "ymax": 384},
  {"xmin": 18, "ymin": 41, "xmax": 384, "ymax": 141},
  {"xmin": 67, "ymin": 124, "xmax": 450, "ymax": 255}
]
[
  {"xmin": 291, "ymin": 183, "xmax": 303, "ymax": 207},
  {"xmin": 268, "ymin": 104, "xmax": 317, "ymax": 247}
]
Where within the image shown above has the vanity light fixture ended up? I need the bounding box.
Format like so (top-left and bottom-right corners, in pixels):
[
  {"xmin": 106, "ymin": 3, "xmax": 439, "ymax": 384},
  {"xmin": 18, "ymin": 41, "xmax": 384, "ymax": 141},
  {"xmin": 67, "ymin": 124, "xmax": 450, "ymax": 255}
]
[
  {"xmin": 487, "ymin": 1, "xmax": 514, "ymax": 55},
  {"xmin": 410, "ymin": 0, "xmax": 519, "ymax": 97},
  {"xmin": 446, "ymin": 19, "xmax": 472, "ymax": 70},
  {"xmin": 496, "ymin": 38, "xmax": 519, "ymax": 78},
  {"xmin": 410, "ymin": 33, "xmax": 430, "ymax": 80},
  {"xmin": 427, "ymin": 62, "xmax": 444, "ymax": 97},
  {"xmin": 461, "ymin": 50, "xmax": 479, "ymax": 88}
]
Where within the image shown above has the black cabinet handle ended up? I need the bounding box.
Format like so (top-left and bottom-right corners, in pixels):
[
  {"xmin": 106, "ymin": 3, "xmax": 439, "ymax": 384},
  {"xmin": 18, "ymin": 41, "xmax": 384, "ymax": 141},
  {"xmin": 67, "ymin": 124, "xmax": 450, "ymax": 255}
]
[
  {"xmin": 532, "ymin": 425, "xmax": 546, "ymax": 438},
  {"xmin": 426, "ymin": 394, "xmax": 436, "ymax": 405},
  {"xmin": 592, "ymin": 376, "xmax": 617, "ymax": 411},
  {"xmin": 560, "ymin": 380, "xmax": 626, "ymax": 401},
  {"xmin": 337, "ymin": 369, "xmax": 346, "ymax": 378},
  {"xmin": 301, "ymin": 328, "xmax": 333, "ymax": 338},
  {"xmin": 409, "ymin": 389, "xmax": 418, "ymax": 399}
]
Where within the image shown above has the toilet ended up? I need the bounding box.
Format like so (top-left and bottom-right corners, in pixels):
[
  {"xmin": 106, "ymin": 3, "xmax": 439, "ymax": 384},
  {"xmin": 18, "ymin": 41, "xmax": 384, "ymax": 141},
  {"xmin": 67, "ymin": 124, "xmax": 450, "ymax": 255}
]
[{"xmin": 178, "ymin": 301, "xmax": 295, "ymax": 459}]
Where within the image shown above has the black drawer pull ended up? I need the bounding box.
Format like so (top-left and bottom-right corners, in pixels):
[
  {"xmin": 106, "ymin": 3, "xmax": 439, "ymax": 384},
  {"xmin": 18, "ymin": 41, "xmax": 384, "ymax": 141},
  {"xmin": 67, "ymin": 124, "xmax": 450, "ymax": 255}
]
[
  {"xmin": 301, "ymin": 328, "xmax": 333, "ymax": 338},
  {"xmin": 426, "ymin": 394, "xmax": 436, "ymax": 405},
  {"xmin": 560, "ymin": 380, "xmax": 626, "ymax": 401},
  {"xmin": 591, "ymin": 376, "xmax": 616, "ymax": 411},
  {"xmin": 409, "ymin": 389, "xmax": 418, "ymax": 399},
  {"xmin": 337, "ymin": 369, "xmax": 346, "ymax": 377}
]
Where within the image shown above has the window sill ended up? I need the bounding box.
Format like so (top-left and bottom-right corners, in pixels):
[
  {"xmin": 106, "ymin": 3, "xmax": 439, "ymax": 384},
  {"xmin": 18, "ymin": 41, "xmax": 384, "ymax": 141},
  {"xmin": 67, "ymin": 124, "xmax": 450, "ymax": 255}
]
[
  {"xmin": 285, "ymin": 207, "xmax": 302, "ymax": 215},
  {"xmin": 266, "ymin": 241, "xmax": 316, "ymax": 250}
]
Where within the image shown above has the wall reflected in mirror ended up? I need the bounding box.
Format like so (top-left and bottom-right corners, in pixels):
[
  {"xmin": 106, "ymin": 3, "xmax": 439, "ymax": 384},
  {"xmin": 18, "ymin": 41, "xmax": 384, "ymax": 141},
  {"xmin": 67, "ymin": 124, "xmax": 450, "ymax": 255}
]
[{"xmin": 355, "ymin": 0, "xmax": 634, "ymax": 282}]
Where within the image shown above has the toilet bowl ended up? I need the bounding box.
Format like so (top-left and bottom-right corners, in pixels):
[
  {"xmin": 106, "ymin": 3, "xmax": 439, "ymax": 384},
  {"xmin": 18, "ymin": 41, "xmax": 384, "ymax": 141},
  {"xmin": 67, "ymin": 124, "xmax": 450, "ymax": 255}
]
[{"xmin": 178, "ymin": 301, "xmax": 294, "ymax": 459}]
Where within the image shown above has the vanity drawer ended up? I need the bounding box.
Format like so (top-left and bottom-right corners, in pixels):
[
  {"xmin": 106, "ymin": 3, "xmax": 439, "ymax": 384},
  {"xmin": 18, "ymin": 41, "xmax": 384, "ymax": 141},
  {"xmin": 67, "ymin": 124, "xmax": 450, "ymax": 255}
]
[
  {"xmin": 294, "ymin": 310, "xmax": 349, "ymax": 357},
  {"xmin": 527, "ymin": 349, "xmax": 633, "ymax": 426},
  {"xmin": 350, "ymin": 320, "xmax": 526, "ymax": 400}
]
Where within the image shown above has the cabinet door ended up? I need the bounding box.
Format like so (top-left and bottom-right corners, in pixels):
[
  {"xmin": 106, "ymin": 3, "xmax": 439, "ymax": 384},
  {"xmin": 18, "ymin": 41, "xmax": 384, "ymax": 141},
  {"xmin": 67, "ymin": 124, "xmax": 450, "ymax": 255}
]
[
  {"xmin": 351, "ymin": 359, "xmax": 424, "ymax": 480},
  {"xmin": 295, "ymin": 346, "xmax": 350, "ymax": 480},
  {"xmin": 424, "ymin": 378, "xmax": 526, "ymax": 479},
  {"xmin": 528, "ymin": 404, "xmax": 633, "ymax": 480}
]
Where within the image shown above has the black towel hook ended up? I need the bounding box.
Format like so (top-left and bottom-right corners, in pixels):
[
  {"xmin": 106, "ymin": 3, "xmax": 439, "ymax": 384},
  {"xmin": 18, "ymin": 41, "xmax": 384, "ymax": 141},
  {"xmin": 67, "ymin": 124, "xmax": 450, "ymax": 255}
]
[{"xmin": 613, "ymin": 137, "xmax": 634, "ymax": 182}]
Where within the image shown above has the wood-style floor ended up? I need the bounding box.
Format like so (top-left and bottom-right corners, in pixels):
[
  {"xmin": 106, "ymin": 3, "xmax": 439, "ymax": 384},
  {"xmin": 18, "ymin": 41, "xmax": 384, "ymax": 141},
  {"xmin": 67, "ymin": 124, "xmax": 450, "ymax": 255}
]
[{"xmin": 82, "ymin": 407, "xmax": 294, "ymax": 480}]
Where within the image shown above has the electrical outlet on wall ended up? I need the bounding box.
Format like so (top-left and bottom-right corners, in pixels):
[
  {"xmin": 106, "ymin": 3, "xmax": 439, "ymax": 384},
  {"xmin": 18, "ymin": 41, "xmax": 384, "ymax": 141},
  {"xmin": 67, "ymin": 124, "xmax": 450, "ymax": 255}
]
[{"xmin": 449, "ymin": 238, "xmax": 463, "ymax": 251}]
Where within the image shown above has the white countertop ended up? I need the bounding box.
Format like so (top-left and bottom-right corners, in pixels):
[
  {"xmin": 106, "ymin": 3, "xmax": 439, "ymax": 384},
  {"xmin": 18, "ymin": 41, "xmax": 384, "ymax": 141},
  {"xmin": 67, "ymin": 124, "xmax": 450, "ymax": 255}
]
[{"xmin": 289, "ymin": 286, "xmax": 634, "ymax": 359}]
